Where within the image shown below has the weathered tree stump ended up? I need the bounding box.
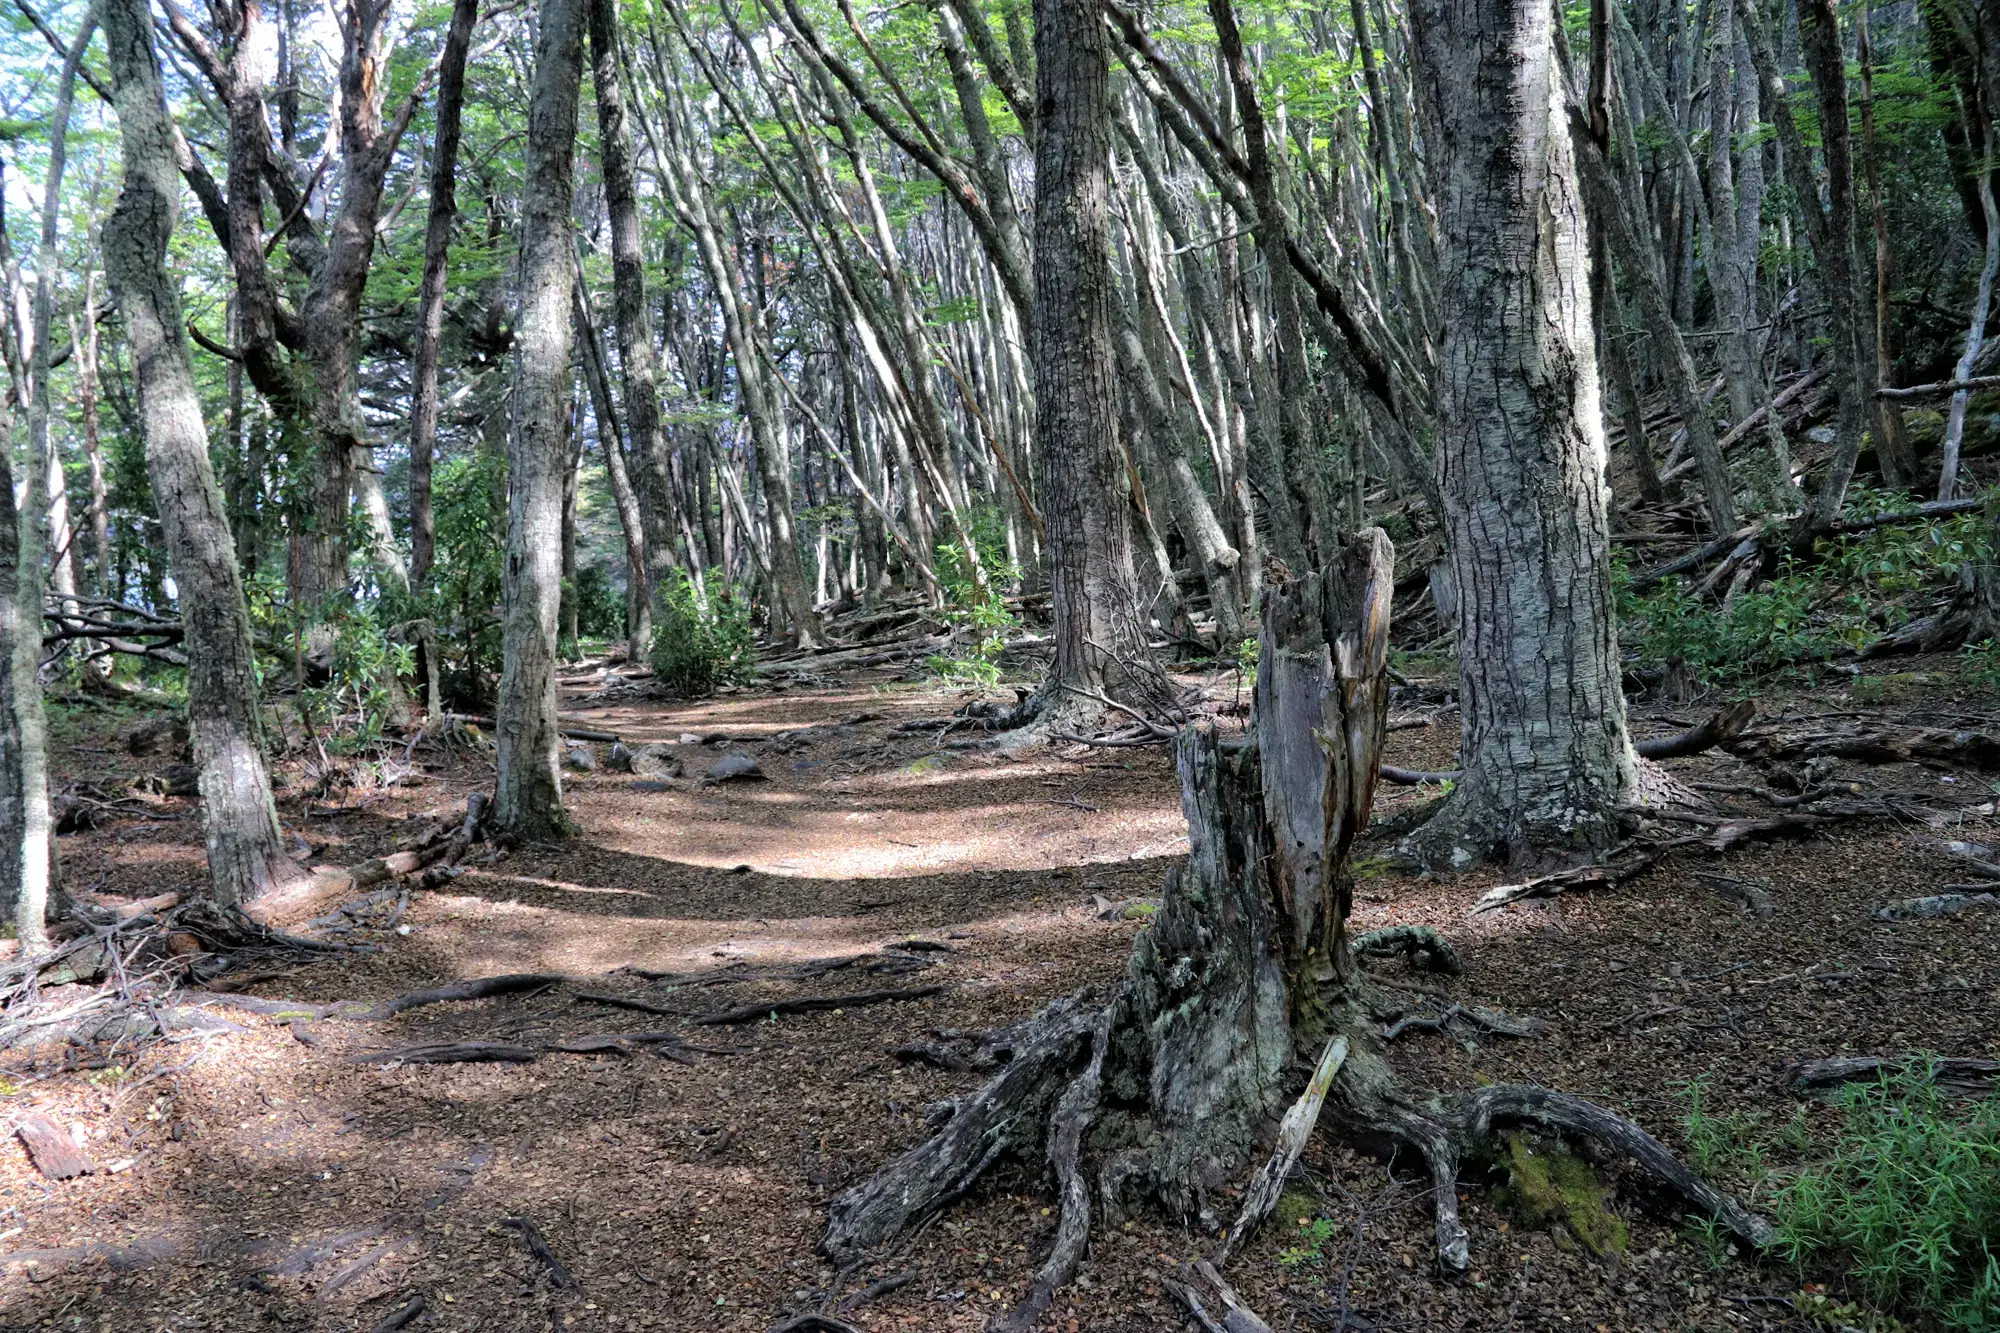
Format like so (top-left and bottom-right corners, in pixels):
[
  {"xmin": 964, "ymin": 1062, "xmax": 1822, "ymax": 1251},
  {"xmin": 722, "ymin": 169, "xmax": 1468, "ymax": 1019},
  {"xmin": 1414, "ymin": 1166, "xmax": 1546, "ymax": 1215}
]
[{"xmin": 819, "ymin": 530, "xmax": 1766, "ymax": 1320}]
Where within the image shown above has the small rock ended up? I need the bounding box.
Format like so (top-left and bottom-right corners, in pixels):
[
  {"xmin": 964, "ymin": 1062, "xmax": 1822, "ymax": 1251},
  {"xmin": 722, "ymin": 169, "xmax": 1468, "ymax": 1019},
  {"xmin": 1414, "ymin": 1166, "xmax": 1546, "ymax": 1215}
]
[
  {"xmin": 565, "ymin": 746, "xmax": 597, "ymax": 772},
  {"xmin": 678, "ymin": 733, "xmax": 702, "ymax": 745},
  {"xmin": 703, "ymin": 752, "xmax": 766, "ymax": 785},
  {"xmin": 1607, "ymin": 959, "xmax": 1628, "ymax": 972},
  {"xmin": 607, "ymin": 742, "xmax": 634, "ymax": 772},
  {"xmin": 629, "ymin": 744, "xmax": 684, "ymax": 780}
]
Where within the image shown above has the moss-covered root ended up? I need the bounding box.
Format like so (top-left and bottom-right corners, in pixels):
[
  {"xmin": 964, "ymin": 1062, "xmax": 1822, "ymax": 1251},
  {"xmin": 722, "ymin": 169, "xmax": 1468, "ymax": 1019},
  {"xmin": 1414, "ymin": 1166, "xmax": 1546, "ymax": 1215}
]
[{"xmin": 1498, "ymin": 1133, "xmax": 1628, "ymax": 1256}]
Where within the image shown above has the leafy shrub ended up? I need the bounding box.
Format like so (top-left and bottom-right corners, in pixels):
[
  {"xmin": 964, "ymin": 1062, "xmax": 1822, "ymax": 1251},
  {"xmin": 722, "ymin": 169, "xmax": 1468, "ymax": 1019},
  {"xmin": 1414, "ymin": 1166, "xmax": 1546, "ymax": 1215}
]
[
  {"xmin": 650, "ymin": 570, "xmax": 756, "ymax": 697},
  {"xmin": 1619, "ymin": 496, "xmax": 1991, "ymax": 689},
  {"xmin": 302, "ymin": 608, "xmax": 416, "ymax": 747},
  {"xmin": 570, "ymin": 565, "xmax": 627, "ymax": 642},
  {"xmin": 926, "ymin": 513, "xmax": 1019, "ymax": 690},
  {"xmin": 1772, "ymin": 1068, "xmax": 2000, "ymax": 1331}
]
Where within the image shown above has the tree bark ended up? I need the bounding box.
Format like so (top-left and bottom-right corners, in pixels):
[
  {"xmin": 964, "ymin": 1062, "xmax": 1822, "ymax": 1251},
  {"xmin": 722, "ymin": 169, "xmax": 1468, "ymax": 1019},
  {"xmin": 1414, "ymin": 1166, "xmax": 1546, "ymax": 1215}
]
[
  {"xmin": 494, "ymin": 0, "xmax": 586, "ymax": 840},
  {"xmin": 1031, "ymin": 0, "xmax": 1169, "ymax": 726},
  {"xmin": 103, "ymin": 0, "xmax": 302, "ymax": 908},
  {"xmin": 588, "ymin": 0, "xmax": 678, "ymax": 617},
  {"xmin": 1404, "ymin": 0, "xmax": 1639, "ymax": 867},
  {"xmin": 408, "ymin": 0, "xmax": 480, "ymax": 590}
]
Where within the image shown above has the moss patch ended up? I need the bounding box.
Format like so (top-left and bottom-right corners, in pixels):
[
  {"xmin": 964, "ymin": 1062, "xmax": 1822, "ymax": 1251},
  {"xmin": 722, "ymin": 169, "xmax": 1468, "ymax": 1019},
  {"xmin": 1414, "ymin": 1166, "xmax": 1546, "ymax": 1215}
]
[
  {"xmin": 1497, "ymin": 1133, "xmax": 1628, "ymax": 1257},
  {"xmin": 1272, "ymin": 1188, "xmax": 1319, "ymax": 1235}
]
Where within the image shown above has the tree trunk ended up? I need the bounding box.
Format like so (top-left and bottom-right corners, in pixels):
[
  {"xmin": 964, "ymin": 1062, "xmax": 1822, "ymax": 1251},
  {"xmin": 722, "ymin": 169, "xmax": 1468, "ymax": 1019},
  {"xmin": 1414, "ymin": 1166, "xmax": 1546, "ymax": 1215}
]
[
  {"xmin": 75, "ymin": 277, "xmax": 112, "ymax": 597},
  {"xmin": 102, "ymin": 0, "xmax": 302, "ymax": 908},
  {"xmin": 3, "ymin": 6, "xmax": 93, "ymax": 948},
  {"xmin": 1404, "ymin": 0, "xmax": 1638, "ymax": 867},
  {"xmin": 494, "ymin": 0, "xmax": 586, "ymax": 841},
  {"xmin": 1856, "ymin": 7, "xmax": 1911, "ymax": 488},
  {"xmin": 575, "ymin": 287, "xmax": 653, "ymax": 661},
  {"xmin": 408, "ymin": 0, "xmax": 481, "ymax": 590},
  {"xmin": 588, "ymin": 0, "xmax": 678, "ymax": 615},
  {"xmin": 1031, "ymin": 0, "xmax": 1169, "ymax": 727}
]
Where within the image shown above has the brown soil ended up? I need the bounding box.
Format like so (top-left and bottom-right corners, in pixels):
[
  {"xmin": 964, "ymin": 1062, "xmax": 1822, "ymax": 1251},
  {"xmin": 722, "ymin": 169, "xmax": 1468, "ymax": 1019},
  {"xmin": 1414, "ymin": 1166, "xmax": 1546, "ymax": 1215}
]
[{"xmin": 5, "ymin": 659, "xmax": 1997, "ymax": 1333}]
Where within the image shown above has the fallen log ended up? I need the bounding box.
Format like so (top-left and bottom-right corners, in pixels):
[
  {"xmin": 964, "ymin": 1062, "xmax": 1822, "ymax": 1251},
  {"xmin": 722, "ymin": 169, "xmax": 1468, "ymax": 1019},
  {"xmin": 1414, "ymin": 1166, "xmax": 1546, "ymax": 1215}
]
[
  {"xmin": 1217, "ymin": 1035, "xmax": 1348, "ymax": 1261},
  {"xmin": 1781, "ymin": 1056, "xmax": 2000, "ymax": 1096}
]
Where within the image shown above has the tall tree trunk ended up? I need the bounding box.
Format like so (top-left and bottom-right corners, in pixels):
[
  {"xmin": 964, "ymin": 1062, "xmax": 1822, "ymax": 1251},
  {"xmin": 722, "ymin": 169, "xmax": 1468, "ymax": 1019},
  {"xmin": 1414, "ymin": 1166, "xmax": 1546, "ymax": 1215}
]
[
  {"xmin": 1032, "ymin": 0, "xmax": 1169, "ymax": 726},
  {"xmin": 1857, "ymin": 6, "xmax": 1911, "ymax": 488},
  {"xmin": 588, "ymin": 0, "xmax": 679, "ymax": 614},
  {"xmin": 1404, "ymin": 0, "xmax": 1638, "ymax": 867},
  {"xmin": 494, "ymin": 0, "xmax": 587, "ymax": 840},
  {"xmin": 0, "ymin": 9, "xmax": 87, "ymax": 950},
  {"xmin": 73, "ymin": 280, "xmax": 113, "ymax": 596},
  {"xmin": 103, "ymin": 0, "xmax": 302, "ymax": 908},
  {"xmin": 409, "ymin": 0, "xmax": 480, "ymax": 591},
  {"xmin": 575, "ymin": 286, "xmax": 653, "ymax": 661}
]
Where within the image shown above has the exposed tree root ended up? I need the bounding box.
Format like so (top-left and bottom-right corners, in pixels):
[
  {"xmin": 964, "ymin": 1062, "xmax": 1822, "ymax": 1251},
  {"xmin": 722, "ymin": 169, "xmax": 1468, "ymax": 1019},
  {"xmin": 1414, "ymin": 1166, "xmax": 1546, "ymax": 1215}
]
[{"xmin": 815, "ymin": 543, "xmax": 1768, "ymax": 1320}]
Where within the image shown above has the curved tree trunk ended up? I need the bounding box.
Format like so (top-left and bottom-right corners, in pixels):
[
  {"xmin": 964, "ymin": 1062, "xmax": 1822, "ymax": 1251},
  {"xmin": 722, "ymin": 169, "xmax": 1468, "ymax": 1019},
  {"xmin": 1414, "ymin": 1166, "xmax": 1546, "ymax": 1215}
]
[
  {"xmin": 103, "ymin": 0, "xmax": 303, "ymax": 909},
  {"xmin": 1402, "ymin": 0, "xmax": 1638, "ymax": 867},
  {"xmin": 494, "ymin": 0, "xmax": 587, "ymax": 841}
]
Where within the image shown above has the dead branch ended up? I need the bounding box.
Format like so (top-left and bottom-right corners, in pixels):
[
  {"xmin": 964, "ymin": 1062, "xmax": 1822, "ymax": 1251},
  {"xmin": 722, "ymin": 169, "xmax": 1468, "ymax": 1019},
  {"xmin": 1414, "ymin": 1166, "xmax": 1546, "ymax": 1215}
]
[
  {"xmin": 355, "ymin": 973, "xmax": 565, "ymax": 1021},
  {"xmin": 1781, "ymin": 1056, "xmax": 2000, "ymax": 1096},
  {"xmin": 1351, "ymin": 924, "xmax": 1463, "ymax": 976},
  {"xmin": 352, "ymin": 1041, "xmax": 541, "ymax": 1064},
  {"xmin": 690, "ymin": 984, "xmax": 945, "ymax": 1026},
  {"xmin": 1633, "ymin": 701, "xmax": 1758, "ymax": 759},
  {"xmin": 1217, "ymin": 1035, "xmax": 1348, "ymax": 1262},
  {"xmin": 1379, "ymin": 763, "xmax": 1461, "ymax": 785},
  {"xmin": 502, "ymin": 1215, "xmax": 578, "ymax": 1289}
]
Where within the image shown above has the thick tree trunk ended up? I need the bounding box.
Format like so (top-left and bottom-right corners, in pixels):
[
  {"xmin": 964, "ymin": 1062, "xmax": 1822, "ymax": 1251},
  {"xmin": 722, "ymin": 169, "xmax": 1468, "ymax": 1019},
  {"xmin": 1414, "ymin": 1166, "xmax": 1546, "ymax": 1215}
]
[
  {"xmin": 494, "ymin": 0, "xmax": 586, "ymax": 840},
  {"xmin": 1404, "ymin": 0, "xmax": 1638, "ymax": 867},
  {"xmin": 103, "ymin": 0, "xmax": 303, "ymax": 908},
  {"xmin": 1031, "ymin": 0, "xmax": 1169, "ymax": 727},
  {"xmin": 409, "ymin": 0, "xmax": 481, "ymax": 590}
]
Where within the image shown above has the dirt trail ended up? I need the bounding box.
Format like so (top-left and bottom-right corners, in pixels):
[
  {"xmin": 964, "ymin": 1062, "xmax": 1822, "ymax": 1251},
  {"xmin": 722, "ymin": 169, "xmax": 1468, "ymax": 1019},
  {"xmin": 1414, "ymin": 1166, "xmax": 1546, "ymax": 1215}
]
[{"xmin": 5, "ymin": 669, "xmax": 1997, "ymax": 1332}]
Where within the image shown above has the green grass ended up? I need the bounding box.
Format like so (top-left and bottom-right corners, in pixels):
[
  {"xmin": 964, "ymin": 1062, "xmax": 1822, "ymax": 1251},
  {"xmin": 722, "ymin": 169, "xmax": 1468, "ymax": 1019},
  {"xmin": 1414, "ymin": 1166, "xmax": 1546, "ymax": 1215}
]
[{"xmin": 1769, "ymin": 1068, "xmax": 2000, "ymax": 1331}]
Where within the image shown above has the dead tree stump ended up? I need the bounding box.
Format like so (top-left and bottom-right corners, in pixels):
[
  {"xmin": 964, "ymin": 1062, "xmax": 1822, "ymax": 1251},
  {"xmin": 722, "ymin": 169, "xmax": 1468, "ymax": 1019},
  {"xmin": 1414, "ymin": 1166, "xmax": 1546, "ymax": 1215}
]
[{"xmin": 820, "ymin": 530, "xmax": 1767, "ymax": 1315}]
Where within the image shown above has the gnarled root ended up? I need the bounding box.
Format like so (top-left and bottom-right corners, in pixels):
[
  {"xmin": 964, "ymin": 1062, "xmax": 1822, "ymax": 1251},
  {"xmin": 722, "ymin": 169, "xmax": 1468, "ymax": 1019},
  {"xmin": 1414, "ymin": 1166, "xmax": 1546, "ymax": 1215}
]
[{"xmin": 820, "ymin": 988, "xmax": 1112, "ymax": 1268}]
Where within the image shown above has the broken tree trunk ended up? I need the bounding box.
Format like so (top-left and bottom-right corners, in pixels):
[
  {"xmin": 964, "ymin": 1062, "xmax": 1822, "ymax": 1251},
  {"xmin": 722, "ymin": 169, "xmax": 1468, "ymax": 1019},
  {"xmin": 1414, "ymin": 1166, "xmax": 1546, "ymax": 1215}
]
[{"xmin": 818, "ymin": 528, "xmax": 1766, "ymax": 1310}]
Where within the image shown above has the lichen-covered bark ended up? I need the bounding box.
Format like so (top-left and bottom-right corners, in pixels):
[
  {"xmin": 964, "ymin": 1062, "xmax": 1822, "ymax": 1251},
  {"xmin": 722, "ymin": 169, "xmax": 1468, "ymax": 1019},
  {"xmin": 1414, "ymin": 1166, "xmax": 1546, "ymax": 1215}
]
[
  {"xmin": 1030, "ymin": 0, "xmax": 1167, "ymax": 725},
  {"xmin": 103, "ymin": 0, "xmax": 300, "ymax": 908},
  {"xmin": 495, "ymin": 0, "xmax": 586, "ymax": 840},
  {"xmin": 1403, "ymin": 0, "xmax": 1638, "ymax": 867}
]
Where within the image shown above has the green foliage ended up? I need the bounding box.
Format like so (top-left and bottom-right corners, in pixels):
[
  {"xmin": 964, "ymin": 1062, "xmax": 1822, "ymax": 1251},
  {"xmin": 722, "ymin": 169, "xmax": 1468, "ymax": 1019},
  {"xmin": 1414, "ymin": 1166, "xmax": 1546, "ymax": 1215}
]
[
  {"xmin": 301, "ymin": 608, "xmax": 416, "ymax": 747},
  {"xmin": 1278, "ymin": 1214, "xmax": 1339, "ymax": 1268},
  {"xmin": 1619, "ymin": 497, "xmax": 1991, "ymax": 689},
  {"xmin": 925, "ymin": 509, "xmax": 1019, "ymax": 690},
  {"xmin": 650, "ymin": 570, "xmax": 757, "ymax": 697},
  {"xmin": 571, "ymin": 565, "xmax": 627, "ymax": 642},
  {"xmin": 426, "ymin": 453, "xmax": 508, "ymax": 703},
  {"xmin": 1964, "ymin": 640, "xmax": 2000, "ymax": 693},
  {"xmin": 1771, "ymin": 1069, "xmax": 2000, "ymax": 1331}
]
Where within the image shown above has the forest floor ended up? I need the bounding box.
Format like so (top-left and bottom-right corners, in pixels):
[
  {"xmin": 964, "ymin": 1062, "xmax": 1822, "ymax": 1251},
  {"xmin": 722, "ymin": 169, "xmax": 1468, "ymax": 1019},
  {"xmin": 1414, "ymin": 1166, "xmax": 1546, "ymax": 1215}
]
[{"xmin": 4, "ymin": 652, "xmax": 1998, "ymax": 1333}]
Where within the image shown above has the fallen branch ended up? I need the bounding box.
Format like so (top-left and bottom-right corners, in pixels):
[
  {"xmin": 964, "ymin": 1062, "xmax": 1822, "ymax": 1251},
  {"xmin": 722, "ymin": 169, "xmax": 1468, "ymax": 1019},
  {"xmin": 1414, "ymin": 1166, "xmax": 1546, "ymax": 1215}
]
[
  {"xmin": 1633, "ymin": 701, "xmax": 1757, "ymax": 759},
  {"xmin": 1781, "ymin": 1056, "xmax": 2000, "ymax": 1097},
  {"xmin": 690, "ymin": 984, "xmax": 945, "ymax": 1026},
  {"xmin": 1379, "ymin": 763, "xmax": 1461, "ymax": 785},
  {"xmin": 502, "ymin": 1215, "xmax": 578, "ymax": 1290},
  {"xmin": 1217, "ymin": 1034, "xmax": 1348, "ymax": 1262},
  {"xmin": 356, "ymin": 972, "xmax": 565, "ymax": 1021},
  {"xmin": 352, "ymin": 1041, "xmax": 541, "ymax": 1065}
]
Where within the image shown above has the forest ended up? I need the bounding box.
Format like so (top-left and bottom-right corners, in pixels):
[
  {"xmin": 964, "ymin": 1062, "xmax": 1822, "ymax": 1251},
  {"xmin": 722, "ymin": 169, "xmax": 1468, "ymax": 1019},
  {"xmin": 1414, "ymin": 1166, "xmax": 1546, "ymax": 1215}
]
[{"xmin": 0, "ymin": 0, "xmax": 1998, "ymax": 1325}]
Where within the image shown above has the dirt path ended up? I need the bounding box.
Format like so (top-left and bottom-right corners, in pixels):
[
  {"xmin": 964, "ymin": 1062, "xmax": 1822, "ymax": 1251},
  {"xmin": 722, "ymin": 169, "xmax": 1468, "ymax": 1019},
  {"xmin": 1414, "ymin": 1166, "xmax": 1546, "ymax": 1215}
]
[{"xmin": 6, "ymin": 669, "xmax": 1997, "ymax": 1332}]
